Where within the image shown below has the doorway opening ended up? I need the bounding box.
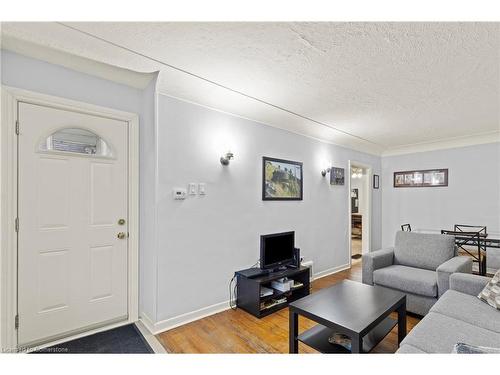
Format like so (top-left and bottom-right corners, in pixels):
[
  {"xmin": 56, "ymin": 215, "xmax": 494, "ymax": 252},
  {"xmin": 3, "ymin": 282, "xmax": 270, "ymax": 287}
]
[{"xmin": 349, "ymin": 162, "xmax": 372, "ymax": 267}]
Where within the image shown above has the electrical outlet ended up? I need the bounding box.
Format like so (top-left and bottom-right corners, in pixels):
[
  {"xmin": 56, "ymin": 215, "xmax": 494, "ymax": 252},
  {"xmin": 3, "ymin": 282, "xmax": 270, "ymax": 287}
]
[{"xmin": 199, "ymin": 183, "xmax": 206, "ymax": 195}]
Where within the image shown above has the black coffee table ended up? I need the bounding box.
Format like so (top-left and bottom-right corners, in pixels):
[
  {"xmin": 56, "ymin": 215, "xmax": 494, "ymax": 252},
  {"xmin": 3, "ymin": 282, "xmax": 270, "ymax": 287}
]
[{"xmin": 289, "ymin": 280, "xmax": 406, "ymax": 353}]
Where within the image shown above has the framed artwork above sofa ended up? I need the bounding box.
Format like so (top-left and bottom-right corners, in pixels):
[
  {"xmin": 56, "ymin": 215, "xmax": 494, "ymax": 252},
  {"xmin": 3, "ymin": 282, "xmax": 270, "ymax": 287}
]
[{"xmin": 394, "ymin": 169, "xmax": 448, "ymax": 188}]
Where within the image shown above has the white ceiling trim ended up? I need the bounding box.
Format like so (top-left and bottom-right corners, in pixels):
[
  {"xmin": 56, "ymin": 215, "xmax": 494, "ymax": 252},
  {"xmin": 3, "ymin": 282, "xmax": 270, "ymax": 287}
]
[
  {"xmin": 382, "ymin": 131, "xmax": 500, "ymax": 157},
  {"xmin": 1, "ymin": 35, "xmax": 156, "ymax": 89}
]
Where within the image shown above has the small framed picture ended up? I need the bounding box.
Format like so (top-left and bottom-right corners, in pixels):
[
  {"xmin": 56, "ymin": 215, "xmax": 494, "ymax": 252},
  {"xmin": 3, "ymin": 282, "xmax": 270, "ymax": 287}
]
[
  {"xmin": 432, "ymin": 171, "xmax": 446, "ymax": 185},
  {"xmin": 395, "ymin": 174, "xmax": 404, "ymax": 186},
  {"xmin": 413, "ymin": 172, "xmax": 423, "ymax": 184},
  {"xmin": 373, "ymin": 174, "xmax": 380, "ymax": 189},
  {"xmin": 394, "ymin": 169, "xmax": 448, "ymax": 188},
  {"xmin": 423, "ymin": 172, "xmax": 432, "ymax": 184},
  {"xmin": 404, "ymin": 174, "xmax": 413, "ymax": 185},
  {"xmin": 330, "ymin": 167, "xmax": 345, "ymax": 185},
  {"xmin": 422, "ymin": 170, "xmax": 448, "ymax": 187}
]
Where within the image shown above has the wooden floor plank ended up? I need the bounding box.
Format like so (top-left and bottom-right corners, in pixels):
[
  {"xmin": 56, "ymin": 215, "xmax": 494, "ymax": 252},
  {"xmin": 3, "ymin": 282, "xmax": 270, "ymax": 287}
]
[{"xmin": 156, "ymin": 262, "xmax": 420, "ymax": 353}]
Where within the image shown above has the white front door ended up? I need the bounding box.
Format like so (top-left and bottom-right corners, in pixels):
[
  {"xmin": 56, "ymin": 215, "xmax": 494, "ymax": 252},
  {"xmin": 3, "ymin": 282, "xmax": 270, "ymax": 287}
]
[{"xmin": 17, "ymin": 102, "xmax": 129, "ymax": 346}]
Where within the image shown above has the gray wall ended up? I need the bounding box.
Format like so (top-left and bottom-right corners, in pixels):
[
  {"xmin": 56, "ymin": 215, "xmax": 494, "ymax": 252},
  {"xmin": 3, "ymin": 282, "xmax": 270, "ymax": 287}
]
[
  {"xmin": 154, "ymin": 95, "xmax": 382, "ymax": 321},
  {"xmin": 381, "ymin": 143, "xmax": 500, "ymax": 247},
  {"xmin": 1, "ymin": 50, "xmax": 142, "ymax": 114}
]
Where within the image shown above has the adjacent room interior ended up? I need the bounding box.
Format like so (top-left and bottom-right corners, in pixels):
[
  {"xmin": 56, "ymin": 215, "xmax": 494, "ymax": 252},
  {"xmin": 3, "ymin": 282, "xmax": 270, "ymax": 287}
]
[
  {"xmin": 0, "ymin": 21, "xmax": 499, "ymax": 356},
  {"xmin": 350, "ymin": 163, "xmax": 370, "ymax": 265}
]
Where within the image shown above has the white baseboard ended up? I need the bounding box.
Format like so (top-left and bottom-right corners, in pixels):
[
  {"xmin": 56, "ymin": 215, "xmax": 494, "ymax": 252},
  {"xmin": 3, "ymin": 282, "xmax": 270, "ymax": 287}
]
[
  {"xmin": 143, "ymin": 300, "xmax": 231, "ymax": 335},
  {"xmin": 134, "ymin": 320, "xmax": 167, "ymax": 353},
  {"xmin": 312, "ymin": 263, "xmax": 350, "ymax": 281},
  {"xmin": 139, "ymin": 313, "xmax": 157, "ymax": 335},
  {"xmin": 144, "ymin": 263, "xmax": 350, "ymax": 336}
]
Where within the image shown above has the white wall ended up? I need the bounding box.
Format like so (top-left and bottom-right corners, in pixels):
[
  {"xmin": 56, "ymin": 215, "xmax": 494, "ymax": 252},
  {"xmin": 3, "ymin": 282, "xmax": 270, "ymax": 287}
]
[
  {"xmin": 381, "ymin": 142, "xmax": 500, "ymax": 247},
  {"xmin": 154, "ymin": 94, "xmax": 382, "ymax": 324},
  {"xmin": 138, "ymin": 76, "xmax": 159, "ymax": 322}
]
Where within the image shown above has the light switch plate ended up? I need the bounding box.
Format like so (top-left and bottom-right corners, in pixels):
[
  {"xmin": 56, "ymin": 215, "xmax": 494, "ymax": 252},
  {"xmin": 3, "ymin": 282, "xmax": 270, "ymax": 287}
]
[
  {"xmin": 199, "ymin": 183, "xmax": 206, "ymax": 195},
  {"xmin": 188, "ymin": 183, "xmax": 197, "ymax": 195}
]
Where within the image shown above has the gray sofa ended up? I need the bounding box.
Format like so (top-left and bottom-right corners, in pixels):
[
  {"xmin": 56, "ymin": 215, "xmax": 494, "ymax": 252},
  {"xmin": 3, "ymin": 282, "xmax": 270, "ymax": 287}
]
[
  {"xmin": 397, "ymin": 273, "xmax": 500, "ymax": 353},
  {"xmin": 363, "ymin": 231, "xmax": 472, "ymax": 315}
]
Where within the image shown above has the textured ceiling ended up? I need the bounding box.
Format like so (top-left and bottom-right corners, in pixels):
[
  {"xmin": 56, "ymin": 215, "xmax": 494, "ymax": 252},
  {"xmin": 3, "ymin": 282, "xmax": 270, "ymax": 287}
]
[{"xmin": 2, "ymin": 22, "xmax": 499, "ymax": 154}]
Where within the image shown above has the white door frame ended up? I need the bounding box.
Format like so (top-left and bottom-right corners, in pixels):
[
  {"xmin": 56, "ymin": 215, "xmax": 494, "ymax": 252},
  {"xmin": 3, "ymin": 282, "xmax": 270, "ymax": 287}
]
[
  {"xmin": 347, "ymin": 160, "xmax": 373, "ymax": 268},
  {"xmin": 1, "ymin": 86, "xmax": 139, "ymax": 351}
]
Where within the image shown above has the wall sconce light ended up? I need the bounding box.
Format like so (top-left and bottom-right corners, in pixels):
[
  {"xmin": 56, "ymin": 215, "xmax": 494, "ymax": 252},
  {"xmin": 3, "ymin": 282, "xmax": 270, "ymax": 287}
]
[
  {"xmin": 321, "ymin": 167, "xmax": 331, "ymax": 177},
  {"xmin": 220, "ymin": 151, "xmax": 234, "ymax": 166}
]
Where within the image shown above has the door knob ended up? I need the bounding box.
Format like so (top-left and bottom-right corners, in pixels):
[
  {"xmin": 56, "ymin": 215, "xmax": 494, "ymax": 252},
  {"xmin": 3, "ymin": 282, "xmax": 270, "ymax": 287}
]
[{"xmin": 117, "ymin": 232, "xmax": 127, "ymax": 239}]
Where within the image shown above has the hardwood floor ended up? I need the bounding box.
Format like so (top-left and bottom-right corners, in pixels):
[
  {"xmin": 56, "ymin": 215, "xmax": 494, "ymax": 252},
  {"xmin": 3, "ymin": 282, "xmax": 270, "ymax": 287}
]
[
  {"xmin": 351, "ymin": 238, "xmax": 362, "ymax": 256},
  {"xmin": 156, "ymin": 262, "xmax": 420, "ymax": 353}
]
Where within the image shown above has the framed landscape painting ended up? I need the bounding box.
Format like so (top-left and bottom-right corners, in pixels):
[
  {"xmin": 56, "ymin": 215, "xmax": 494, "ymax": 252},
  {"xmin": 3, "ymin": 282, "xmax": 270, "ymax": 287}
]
[{"xmin": 262, "ymin": 157, "xmax": 303, "ymax": 200}]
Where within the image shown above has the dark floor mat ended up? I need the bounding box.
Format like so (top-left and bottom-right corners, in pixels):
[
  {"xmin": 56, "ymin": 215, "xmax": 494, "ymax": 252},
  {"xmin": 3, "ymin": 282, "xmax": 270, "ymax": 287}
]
[
  {"xmin": 33, "ymin": 324, "xmax": 154, "ymax": 354},
  {"xmin": 351, "ymin": 254, "xmax": 362, "ymax": 259}
]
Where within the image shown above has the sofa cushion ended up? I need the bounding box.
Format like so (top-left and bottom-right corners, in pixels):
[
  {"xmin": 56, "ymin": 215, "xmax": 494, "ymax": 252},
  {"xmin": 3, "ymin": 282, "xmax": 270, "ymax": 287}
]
[
  {"xmin": 373, "ymin": 265, "xmax": 437, "ymax": 297},
  {"xmin": 394, "ymin": 231, "xmax": 455, "ymax": 271},
  {"xmin": 432, "ymin": 290, "xmax": 500, "ymax": 333},
  {"xmin": 452, "ymin": 342, "xmax": 500, "ymax": 354},
  {"xmin": 478, "ymin": 268, "xmax": 500, "ymax": 310},
  {"xmin": 400, "ymin": 311, "xmax": 500, "ymax": 353},
  {"xmin": 450, "ymin": 273, "xmax": 491, "ymax": 296}
]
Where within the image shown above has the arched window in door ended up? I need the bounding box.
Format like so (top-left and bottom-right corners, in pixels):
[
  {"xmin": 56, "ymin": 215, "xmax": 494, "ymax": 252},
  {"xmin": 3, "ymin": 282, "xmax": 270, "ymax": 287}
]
[{"xmin": 39, "ymin": 128, "xmax": 113, "ymax": 158}]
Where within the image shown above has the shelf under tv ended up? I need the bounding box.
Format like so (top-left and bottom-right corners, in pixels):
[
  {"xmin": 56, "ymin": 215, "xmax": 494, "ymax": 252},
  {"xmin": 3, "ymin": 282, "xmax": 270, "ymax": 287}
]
[{"xmin": 235, "ymin": 266, "xmax": 310, "ymax": 318}]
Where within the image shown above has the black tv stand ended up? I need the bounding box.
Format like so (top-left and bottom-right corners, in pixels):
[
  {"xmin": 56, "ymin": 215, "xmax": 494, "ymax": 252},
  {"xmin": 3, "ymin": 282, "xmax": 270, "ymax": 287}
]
[{"xmin": 235, "ymin": 266, "xmax": 310, "ymax": 318}]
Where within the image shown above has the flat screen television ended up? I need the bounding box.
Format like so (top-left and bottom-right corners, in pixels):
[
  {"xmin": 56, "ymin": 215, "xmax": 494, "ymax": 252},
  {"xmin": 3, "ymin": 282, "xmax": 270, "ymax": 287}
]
[{"xmin": 260, "ymin": 231, "xmax": 295, "ymax": 270}]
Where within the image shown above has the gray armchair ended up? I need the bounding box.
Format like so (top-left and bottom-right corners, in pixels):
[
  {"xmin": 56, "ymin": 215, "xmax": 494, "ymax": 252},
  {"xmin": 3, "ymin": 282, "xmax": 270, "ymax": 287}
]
[
  {"xmin": 363, "ymin": 231, "xmax": 472, "ymax": 315},
  {"xmin": 487, "ymin": 248, "xmax": 500, "ymax": 273}
]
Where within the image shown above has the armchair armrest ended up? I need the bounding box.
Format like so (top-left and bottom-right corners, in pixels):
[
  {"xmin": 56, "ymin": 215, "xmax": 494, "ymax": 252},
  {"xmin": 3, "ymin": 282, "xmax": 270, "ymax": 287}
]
[
  {"xmin": 362, "ymin": 247, "xmax": 394, "ymax": 285},
  {"xmin": 450, "ymin": 273, "xmax": 491, "ymax": 296},
  {"xmin": 436, "ymin": 256, "xmax": 472, "ymax": 297}
]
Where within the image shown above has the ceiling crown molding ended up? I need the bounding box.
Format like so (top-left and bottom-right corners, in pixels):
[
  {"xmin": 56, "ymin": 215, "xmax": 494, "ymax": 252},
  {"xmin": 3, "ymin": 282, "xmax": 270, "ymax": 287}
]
[
  {"xmin": 382, "ymin": 131, "xmax": 500, "ymax": 157},
  {"xmin": 1, "ymin": 35, "xmax": 156, "ymax": 89}
]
